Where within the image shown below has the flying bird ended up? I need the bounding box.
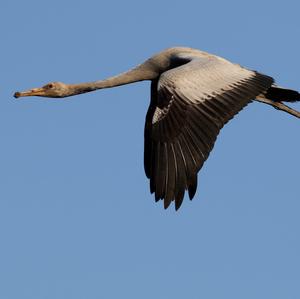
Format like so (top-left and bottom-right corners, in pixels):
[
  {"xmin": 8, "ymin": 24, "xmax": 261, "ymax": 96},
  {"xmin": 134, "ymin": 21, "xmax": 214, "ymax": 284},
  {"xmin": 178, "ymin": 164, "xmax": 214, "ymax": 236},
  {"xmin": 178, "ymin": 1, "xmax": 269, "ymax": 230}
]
[{"xmin": 14, "ymin": 47, "xmax": 300, "ymax": 210}]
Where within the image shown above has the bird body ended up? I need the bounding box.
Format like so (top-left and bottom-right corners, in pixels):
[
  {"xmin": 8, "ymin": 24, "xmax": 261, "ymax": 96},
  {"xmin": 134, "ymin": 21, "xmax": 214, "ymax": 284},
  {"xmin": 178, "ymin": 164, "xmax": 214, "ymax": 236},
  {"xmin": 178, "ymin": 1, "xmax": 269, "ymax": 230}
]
[{"xmin": 14, "ymin": 47, "xmax": 300, "ymax": 210}]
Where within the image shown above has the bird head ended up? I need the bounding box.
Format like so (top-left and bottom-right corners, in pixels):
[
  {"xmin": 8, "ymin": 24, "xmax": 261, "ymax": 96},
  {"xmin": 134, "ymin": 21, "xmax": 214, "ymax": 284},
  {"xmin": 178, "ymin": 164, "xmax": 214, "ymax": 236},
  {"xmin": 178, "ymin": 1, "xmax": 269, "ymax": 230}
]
[{"xmin": 14, "ymin": 82, "xmax": 70, "ymax": 98}]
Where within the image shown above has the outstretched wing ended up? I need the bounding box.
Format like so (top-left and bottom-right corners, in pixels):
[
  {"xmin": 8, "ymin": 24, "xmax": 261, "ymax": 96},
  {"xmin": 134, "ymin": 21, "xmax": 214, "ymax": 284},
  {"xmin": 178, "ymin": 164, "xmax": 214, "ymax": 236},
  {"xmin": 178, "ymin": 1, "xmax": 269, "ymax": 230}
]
[{"xmin": 144, "ymin": 55, "xmax": 274, "ymax": 210}]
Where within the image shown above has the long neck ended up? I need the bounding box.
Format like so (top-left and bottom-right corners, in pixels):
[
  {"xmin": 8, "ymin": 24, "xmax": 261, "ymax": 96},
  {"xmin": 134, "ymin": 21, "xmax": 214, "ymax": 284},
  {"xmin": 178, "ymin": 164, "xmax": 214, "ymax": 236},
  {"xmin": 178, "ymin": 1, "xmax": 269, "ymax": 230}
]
[{"xmin": 68, "ymin": 62, "xmax": 158, "ymax": 96}]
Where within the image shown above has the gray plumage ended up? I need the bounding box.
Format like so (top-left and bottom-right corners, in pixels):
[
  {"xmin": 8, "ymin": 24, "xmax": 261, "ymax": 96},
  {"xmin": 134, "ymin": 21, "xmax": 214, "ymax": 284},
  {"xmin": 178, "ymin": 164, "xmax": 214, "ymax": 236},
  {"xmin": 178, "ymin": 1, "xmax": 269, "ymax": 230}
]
[{"xmin": 14, "ymin": 47, "xmax": 300, "ymax": 210}]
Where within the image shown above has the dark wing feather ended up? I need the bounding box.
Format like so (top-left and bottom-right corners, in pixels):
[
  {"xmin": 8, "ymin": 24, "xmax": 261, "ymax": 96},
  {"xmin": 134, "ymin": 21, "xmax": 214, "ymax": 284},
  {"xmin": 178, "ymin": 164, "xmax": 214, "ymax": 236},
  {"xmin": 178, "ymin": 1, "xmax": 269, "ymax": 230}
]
[{"xmin": 144, "ymin": 56, "xmax": 274, "ymax": 210}]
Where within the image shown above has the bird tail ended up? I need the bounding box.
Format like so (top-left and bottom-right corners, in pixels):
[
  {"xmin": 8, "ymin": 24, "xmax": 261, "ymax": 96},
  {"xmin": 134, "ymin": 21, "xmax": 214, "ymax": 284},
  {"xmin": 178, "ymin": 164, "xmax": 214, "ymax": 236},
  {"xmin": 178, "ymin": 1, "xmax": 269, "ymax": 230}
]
[{"xmin": 263, "ymin": 84, "xmax": 300, "ymax": 102}]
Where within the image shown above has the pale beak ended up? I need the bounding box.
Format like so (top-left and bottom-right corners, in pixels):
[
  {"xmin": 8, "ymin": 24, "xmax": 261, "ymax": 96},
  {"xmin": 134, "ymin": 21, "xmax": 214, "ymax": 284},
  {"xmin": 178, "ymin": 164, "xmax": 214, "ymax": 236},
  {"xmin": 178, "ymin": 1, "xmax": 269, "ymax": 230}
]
[{"xmin": 14, "ymin": 87, "xmax": 45, "ymax": 99}]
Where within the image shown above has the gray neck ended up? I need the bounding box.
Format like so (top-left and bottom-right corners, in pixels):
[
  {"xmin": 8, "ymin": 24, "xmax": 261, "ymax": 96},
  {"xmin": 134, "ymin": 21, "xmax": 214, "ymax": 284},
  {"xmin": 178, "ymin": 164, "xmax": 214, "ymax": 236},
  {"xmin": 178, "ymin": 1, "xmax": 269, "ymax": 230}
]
[{"xmin": 69, "ymin": 62, "xmax": 158, "ymax": 95}]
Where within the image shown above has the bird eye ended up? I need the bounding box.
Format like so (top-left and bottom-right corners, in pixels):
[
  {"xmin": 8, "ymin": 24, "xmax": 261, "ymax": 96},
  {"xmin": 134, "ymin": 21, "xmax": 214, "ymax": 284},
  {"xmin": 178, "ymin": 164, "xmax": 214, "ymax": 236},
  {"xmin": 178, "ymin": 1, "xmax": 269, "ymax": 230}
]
[{"xmin": 47, "ymin": 83, "xmax": 54, "ymax": 89}]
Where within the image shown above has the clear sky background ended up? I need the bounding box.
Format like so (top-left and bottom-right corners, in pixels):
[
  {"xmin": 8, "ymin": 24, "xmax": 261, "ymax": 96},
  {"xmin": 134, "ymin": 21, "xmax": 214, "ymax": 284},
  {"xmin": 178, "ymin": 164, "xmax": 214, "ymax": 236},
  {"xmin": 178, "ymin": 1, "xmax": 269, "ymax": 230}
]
[{"xmin": 1, "ymin": 1, "xmax": 299, "ymax": 298}]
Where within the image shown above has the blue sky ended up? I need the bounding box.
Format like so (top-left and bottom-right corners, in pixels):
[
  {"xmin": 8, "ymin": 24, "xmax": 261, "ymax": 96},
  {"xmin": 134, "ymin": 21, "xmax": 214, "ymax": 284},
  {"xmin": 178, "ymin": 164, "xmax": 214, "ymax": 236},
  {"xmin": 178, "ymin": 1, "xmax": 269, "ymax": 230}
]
[{"xmin": 1, "ymin": 0, "xmax": 299, "ymax": 298}]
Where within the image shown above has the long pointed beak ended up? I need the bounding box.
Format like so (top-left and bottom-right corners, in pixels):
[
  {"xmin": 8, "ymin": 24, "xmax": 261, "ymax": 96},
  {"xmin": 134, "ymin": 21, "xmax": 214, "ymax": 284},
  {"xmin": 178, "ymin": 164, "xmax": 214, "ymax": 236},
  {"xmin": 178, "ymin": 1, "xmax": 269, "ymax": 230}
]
[{"xmin": 14, "ymin": 87, "xmax": 45, "ymax": 99}]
